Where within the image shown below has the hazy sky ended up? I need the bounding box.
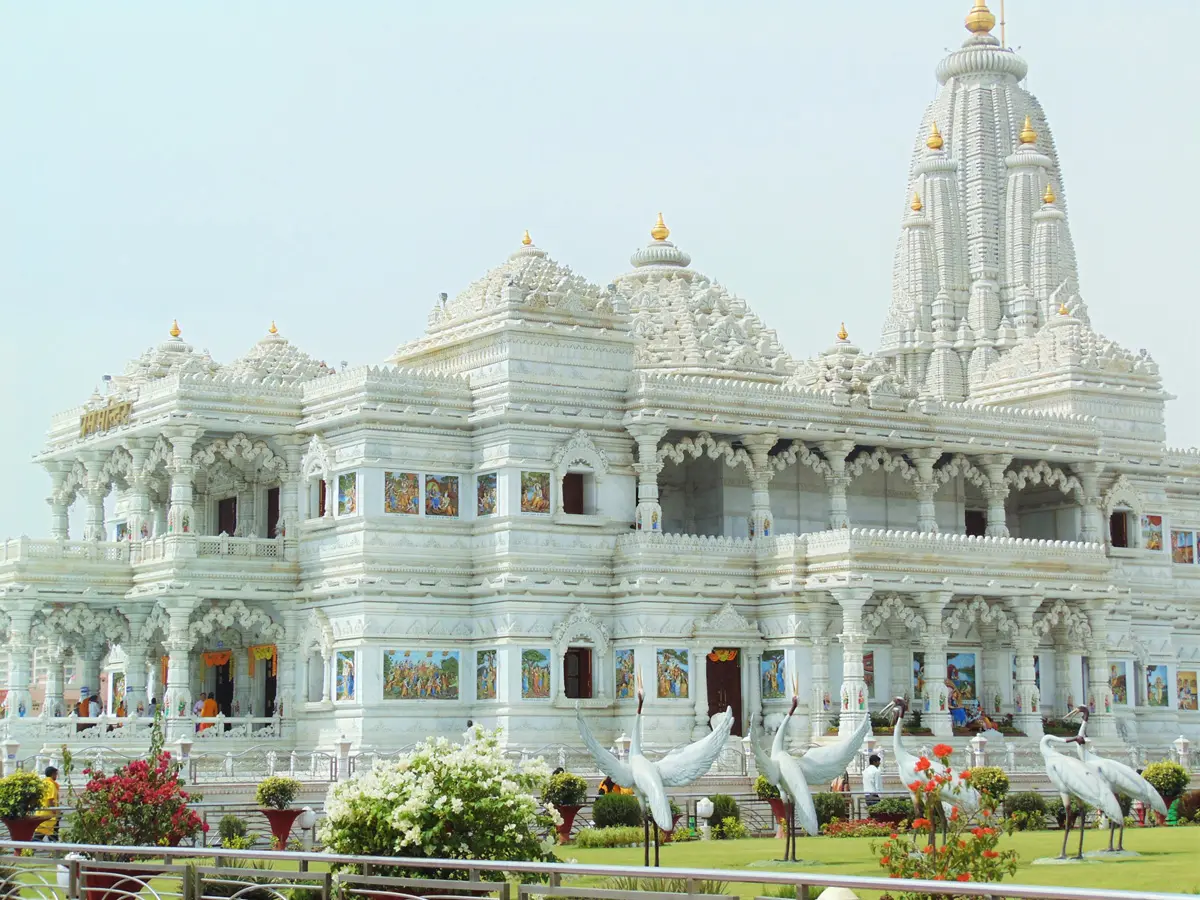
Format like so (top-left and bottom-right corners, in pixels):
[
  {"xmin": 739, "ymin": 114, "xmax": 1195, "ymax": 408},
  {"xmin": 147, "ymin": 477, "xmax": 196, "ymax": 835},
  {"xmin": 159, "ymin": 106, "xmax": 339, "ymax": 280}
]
[{"xmin": 2, "ymin": 2, "xmax": 1197, "ymax": 539}]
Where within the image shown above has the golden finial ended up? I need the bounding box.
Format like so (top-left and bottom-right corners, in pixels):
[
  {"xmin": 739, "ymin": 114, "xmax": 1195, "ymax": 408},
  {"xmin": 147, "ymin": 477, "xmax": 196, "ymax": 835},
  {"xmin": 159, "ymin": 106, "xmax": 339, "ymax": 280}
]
[
  {"xmin": 521, "ymin": 229, "xmax": 532, "ymax": 246},
  {"xmin": 169, "ymin": 319, "xmax": 181, "ymax": 338},
  {"xmin": 965, "ymin": 0, "xmax": 996, "ymax": 34},
  {"xmin": 268, "ymin": 320, "xmax": 278, "ymax": 335},
  {"xmin": 927, "ymin": 121, "xmax": 944, "ymax": 151},
  {"xmin": 1043, "ymin": 182, "xmax": 1056, "ymax": 205},
  {"xmin": 1059, "ymin": 302, "xmax": 1070, "ymax": 316},
  {"xmin": 1019, "ymin": 115, "xmax": 1037, "ymax": 145},
  {"xmin": 650, "ymin": 212, "xmax": 670, "ymax": 242},
  {"xmin": 911, "ymin": 191, "xmax": 923, "ymax": 212},
  {"xmin": 837, "ymin": 322, "xmax": 849, "ymax": 341}
]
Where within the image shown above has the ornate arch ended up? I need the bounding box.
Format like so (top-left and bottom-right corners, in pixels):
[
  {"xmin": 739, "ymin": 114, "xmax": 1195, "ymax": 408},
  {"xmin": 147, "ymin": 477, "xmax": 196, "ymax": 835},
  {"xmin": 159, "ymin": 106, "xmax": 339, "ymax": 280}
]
[
  {"xmin": 1005, "ymin": 461, "xmax": 1083, "ymax": 502},
  {"xmin": 1034, "ymin": 599, "xmax": 1091, "ymax": 641},
  {"xmin": 658, "ymin": 432, "xmax": 752, "ymax": 472},
  {"xmin": 54, "ymin": 459, "xmax": 90, "ymax": 506},
  {"xmin": 300, "ymin": 435, "xmax": 334, "ymax": 481},
  {"xmin": 1101, "ymin": 474, "xmax": 1144, "ymax": 521},
  {"xmin": 934, "ymin": 454, "xmax": 989, "ymax": 491},
  {"xmin": 142, "ymin": 435, "xmax": 174, "ymax": 479},
  {"xmin": 551, "ymin": 430, "xmax": 610, "ymax": 483},
  {"xmin": 34, "ymin": 605, "xmax": 130, "ymax": 646},
  {"xmin": 863, "ymin": 593, "xmax": 925, "ymax": 637},
  {"xmin": 189, "ymin": 599, "xmax": 285, "ymax": 643},
  {"xmin": 691, "ymin": 601, "xmax": 762, "ymax": 642},
  {"xmin": 299, "ymin": 608, "xmax": 333, "ymax": 658},
  {"xmin": 101, "ymin": 446, "xmax": 135, "ymax": 491},
  {"xmin": 137, "ymin": 602, "xmax": 170, "ymax": 646},
  {"xmin": 943, "ymin": 595, "xmax": 1016, "ymax": 638},
  {"xmin": 848, "ymin": 447, "xmax": 916, "ymax": 483},
  {"xmin": 193, "ymin": 433, "xmax": 288, "ymax": 479},
  {"xmin": 769, "ymin": 439, "xmax": 832, "ymax": 479},
  {"xmin": 551, "ymin": 603, "xmax": 611, "ymax": 659}
]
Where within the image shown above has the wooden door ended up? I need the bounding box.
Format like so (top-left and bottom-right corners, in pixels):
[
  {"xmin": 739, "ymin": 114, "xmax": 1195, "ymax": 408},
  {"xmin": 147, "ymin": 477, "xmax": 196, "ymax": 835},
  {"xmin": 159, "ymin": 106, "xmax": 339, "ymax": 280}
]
[
  {"xmin": 214, "ymin": 662, "xmax": 234, "ymax": 717},
  {"xmin": 266, "ymin": 487, "xmax": 281, "ymax": 538},
  {"xmin": 706, "ymin": 649, "xmax": 743, "ymax": 736},
  {"xmin": 217, "ymin": 497, "xmax": 238, "ymax": 536},
  {"xmin": 564, "ymin": 647, "xmax": 592, "ymax": 699}
]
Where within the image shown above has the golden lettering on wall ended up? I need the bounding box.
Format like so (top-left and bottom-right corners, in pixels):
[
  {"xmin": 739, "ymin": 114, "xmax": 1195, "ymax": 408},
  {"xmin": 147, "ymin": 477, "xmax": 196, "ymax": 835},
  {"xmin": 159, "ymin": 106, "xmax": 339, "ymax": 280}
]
[{"xmin": 78, "ymin": 400, "xmax": 133, "ymax": 438}]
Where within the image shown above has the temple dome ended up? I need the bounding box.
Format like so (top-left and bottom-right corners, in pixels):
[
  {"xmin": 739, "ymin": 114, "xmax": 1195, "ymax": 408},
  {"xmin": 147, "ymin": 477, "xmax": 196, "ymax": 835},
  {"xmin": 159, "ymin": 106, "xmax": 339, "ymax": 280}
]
[
  {"xmin": 614, "ymin": 217, "xmax": 793, "ymax": 382},
  {"xmin": 226, "ymin": 324, "xmax": 334, "ymax": 386},
  {"xmin": 110, "ymin": 322, "xmax": 221, "ymax": 394}
]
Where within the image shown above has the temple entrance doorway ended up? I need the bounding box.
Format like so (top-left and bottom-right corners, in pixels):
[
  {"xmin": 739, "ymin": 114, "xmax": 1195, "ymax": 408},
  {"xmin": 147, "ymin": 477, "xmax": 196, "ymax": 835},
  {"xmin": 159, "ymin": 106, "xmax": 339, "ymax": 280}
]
[
  {"xmin": 263, "ymin": 665, "xmax": 278, "ymax": 717},
  {"xmin": 706, "ymin": 648, "xmax": 743, "ymax": 736},
  {"xmin": 214, "ymin": 661, "xmax": 234, "ymax": 717}
]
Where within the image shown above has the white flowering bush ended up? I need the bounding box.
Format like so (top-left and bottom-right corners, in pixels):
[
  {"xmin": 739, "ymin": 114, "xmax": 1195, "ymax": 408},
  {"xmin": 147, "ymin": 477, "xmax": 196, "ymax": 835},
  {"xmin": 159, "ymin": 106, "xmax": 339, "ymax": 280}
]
[{"xmin": 319, "ymin": 727, "xmax": 559, "ymax": 879}]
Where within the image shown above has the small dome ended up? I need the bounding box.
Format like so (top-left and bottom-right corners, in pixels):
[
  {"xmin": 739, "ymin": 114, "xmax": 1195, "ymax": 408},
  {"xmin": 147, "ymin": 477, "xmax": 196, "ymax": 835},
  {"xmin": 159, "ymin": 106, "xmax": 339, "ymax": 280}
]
[
  {"xmin": 113, "ymin": 325, "xmax": 221, "ymax": 392},
  {"xmin": 226, "ymin": 325, "xmax": 334, "ymax": 385}
]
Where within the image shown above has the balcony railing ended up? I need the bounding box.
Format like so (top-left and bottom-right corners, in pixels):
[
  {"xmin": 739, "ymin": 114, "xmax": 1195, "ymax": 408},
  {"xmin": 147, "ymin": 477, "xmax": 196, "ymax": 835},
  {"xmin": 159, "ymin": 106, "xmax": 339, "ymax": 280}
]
[{"xmin": 0, "ymin": 535, "xmax": 288, "ymax": 565}]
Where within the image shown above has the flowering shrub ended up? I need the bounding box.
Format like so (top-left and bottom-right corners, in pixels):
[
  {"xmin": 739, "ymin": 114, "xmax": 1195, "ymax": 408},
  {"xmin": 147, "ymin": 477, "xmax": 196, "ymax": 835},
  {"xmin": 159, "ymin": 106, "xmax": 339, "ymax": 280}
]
[
  {"xmin": 754, "ymin": 774, "xmax": 781, "ymax": 800},
  {"xmin": 255, "ymin": 776, "xmax": 301, "ymax": 810},
  {"xmin": 0, "ymin": 771, "xmax": 49, "ymax": 819},
  {"xmin": 963, "ymin": 766, "xmax": 1009, "ymax": 802},
  {"xmin": 872, "ymin": 744, "xmax": 1018, "ymax": 896},
  {"xmin": 821, "ymin": 818, "xmax": 898, "ymax": 838},
  {"xmin": 542, "ymin": 772, "xmax": 588, "ymax": 808},
  {"xmin": 63, "ymin": 721, "xmax": 205, "ymax": 858},
  {"xmin": 712, "ymin": 816, "xmax": 748, "ymax": 840},
  {"xmin": 318, "ymin": 727, "xmax": 557, "ymax": 880},
  {"xmin": 1142, "ymin": 761, "xmax": 1190, "ymax": 806}
]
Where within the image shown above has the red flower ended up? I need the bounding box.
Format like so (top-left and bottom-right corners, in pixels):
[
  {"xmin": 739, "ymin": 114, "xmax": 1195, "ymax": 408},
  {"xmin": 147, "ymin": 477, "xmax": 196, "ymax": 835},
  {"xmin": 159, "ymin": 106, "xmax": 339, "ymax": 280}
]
[
  {"xmin": 915, "ymin": 757, "xmax": 932, "ymax": 772},
  {"xmin": 924, "ymin": 780, "xmax": 938, "ymax": 793},
  {"xmin": 907, "ymin": 780, "xmax": 923, "ymax": 792},
  {"xmin": 971, "ymin": 827, "xmax": 985, "ymax": 838},
  {"xmin": 922, "ymin": 845, "xmax": 935, "ymax": 854},
  {"xmin": 912, "ymin": 817, "xmax": 931, "ymax": 829},
  {"xmin": 982, "ymin": 826, "xmax": 995, "ymax": 835},
  {"xmin": 983, "ymin": 850, "xmax": 999, "ymax": 858},
  {"xmin": 932, "ymin": 743, "xmax": 953, "ymax": 759},
  {"xmin": 890, "ymin": 832, "xmax": 898, "ymax": 839},
  {"xmin": 949, "ymin": 807, "xmax": 959, "ymax": 821},
  {"xmin": 981, "ymin": 808, "xmax": 991, "ymax": 817},
  {"xmin": 957, "ymin": 873, "xmax": 971, "ymax": 882},
  {"xmin": 880, "ymin": 856, "xmax": 890, "ymax": 865}
]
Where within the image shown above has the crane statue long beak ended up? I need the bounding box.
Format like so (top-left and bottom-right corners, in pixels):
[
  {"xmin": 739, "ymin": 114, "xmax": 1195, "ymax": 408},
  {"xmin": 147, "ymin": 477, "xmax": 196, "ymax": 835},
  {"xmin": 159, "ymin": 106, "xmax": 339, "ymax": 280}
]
[{"xmin": 789, "ymin": 675, "xmax": 799, "ymax": 715}]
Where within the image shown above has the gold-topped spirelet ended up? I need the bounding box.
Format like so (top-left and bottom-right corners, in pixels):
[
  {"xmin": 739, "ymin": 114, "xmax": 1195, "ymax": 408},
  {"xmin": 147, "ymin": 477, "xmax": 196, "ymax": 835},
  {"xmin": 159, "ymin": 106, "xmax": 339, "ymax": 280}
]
[
  {"xmin": 650, "ymin": 212, "xmax": 670, "ymax": 242},
  {"xmin": 169, "ymin": 320, "xmax": 181, "ymax": 338},
  {"xmin": 521, "ymin": 229, "xmax": 532, "ymax": 246},
  {"xmin": 1019, "ymin": 115, "xmax": 1037, "ymax": 145},
  {"xmin": 837, "ymin": 322, "xmax": 849, "ymax": 341},
  {"xmin": 965, "ymin": 0, "xmax": 996, "ymax": 34},
  {"xmin": 927, "ymin": 121, "xmax": 944, "ymax": 151},
  {"xmin": 268, "ymin": 321, "xmax": 278, "ymax": 335},
  {"xmin": 1059, "ymin": 302, "xmax": 1070, "ymax": 316},
  {"xmin": 911, "ymin": 191, "xmax": 923, "ymax": 212},
  {"xmin": 1043, "ymin": 182, "xmax": 1056, "ymax": 205}
]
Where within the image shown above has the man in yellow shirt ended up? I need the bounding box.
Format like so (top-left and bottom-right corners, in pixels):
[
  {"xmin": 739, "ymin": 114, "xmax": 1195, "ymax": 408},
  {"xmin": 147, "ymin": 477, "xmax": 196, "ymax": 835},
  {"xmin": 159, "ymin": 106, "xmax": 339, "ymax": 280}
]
[{"xmin": 34, "ymin": 767, "xmax": 59, "ymax": 841}]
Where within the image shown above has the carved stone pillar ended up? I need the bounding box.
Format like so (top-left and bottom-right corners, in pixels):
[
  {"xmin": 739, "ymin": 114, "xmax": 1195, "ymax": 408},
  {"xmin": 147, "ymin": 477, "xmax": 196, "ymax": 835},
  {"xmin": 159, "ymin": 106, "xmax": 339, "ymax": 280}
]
[
  {"xmin": 807, "ymin": 604, "xmax": 832, "ymax": 744},
  {"xmin": 744, "ymin": 647, "xmax": 763, "ymax": 731},
  {"xmin": 628, "ymin": 424, "xmax": 668, "ymax": 533},
  {"xmin": 81, "ymin": 454, "xmax": 109, "ymax": 542},
  {"xmin": 278, "ymin": 440, "xmax": 304, "ymax": 545},
  {"xmin": 919, "ymin": 591, "xmax": 953, "ymax": 737},
  {"xmin": 978, "ymin": 622, "xmax": 1006, "ymax": 718},
  {"xmin": 45, "ymin": 462, "xmax": 71, "ymax": 539},
  {"xmin": 76, "ymin": 639, "xmax": 105, "ymax": 712},
  {"xmin": 820, "ymin": 441, "xmax": 856, "ymax": 530},
  {"xmin": 1052, "ymin": 626, "xmax": 1073, "ymax": 716},
  {"xmin": 1084, "ymin": 602, "xmax": 1117, "ymax": 737},
  {"xmin": 1010, "ymin": 596, "xmax": 1044, "ymax": 737},
  {"xmin": 277, "ymin": 609, "xmax": 304, "ymax": 719},
  {"xmin": 741, "ymin": 433, "xmax": 778, "ymax": 539},
  {"xmin": 979, "ymin": 454, "xmax": 1012, "ymax": 537},
  {"xmin": 691, "ymin": 643, "xmax": 711, "ymax": 739},
  {"xmin": 235, "ymin": 475, "xmax": 255, "ymax": 537},
  {"xmin": 910, "ymin": 448, "xmax": 942, "ymax": 534},
  {"xmin": 233, "ymin": 644, "xmax": 251, "ymax": 716},
  {"xmin": 125, "ymin": 444, "xmax": 153, "ymax": 540},
  {"xmin": 1072, "ymin": 462, "xmax": 1105, "ymax": 544},
  {"xmin": 5, "ymin": 605, "xmax": 36, "ymax": 719},
  {"xmin": 165, "ymin": 429, "xmax": 202, "ymax": 534},
  {"xmin": 832, "ymin": 586, "xmax": 872, "ymax": 737},
  {"xmin": 42, "ymin": 645, "xmax": 65, "ymax": 717},
  {"xmin": 122, "ymin": 608, "xmax": 150, "ymax": 716},
  {"xmin": 162, "ymin": 599, "xmax": 197, "ymax": 738},
  {"xmin": 889, "ymin": 620, "xmax": 912, "ymax": 704}
]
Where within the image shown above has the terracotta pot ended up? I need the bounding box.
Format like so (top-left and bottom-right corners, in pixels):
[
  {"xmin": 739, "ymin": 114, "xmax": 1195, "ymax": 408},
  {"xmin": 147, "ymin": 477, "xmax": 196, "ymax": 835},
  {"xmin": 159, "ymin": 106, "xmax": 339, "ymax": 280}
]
[
  {"xmin": 261, "ymin": 808, "xmax": 303, "ymax": 850},
  {"xmin": 766, "ymin": 798, "xmax": 789, "ymax": 838},
  {"xmin": 554, "ymin": 805, "xmax": 582, "ymax": 844},
  {"xmin": 84, "ymin": 868, "xmax": 161, "ymax": 900},
  {"xmin": 1, "ymin": 815, "xmax": 49, "ymax": 842}
]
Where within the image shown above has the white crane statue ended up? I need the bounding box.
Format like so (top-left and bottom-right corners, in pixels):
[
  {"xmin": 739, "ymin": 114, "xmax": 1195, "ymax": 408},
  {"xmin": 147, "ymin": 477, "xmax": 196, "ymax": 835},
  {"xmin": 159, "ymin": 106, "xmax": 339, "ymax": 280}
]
[
  {"xmin": 577, "ymin": 671, "xmax": 734, "ymax": 867},
  {"xmin": 1066, "ymin": 705, "xmax": 1167, "ymax": 851},
  {"xmin": 750, "ymin": 678, "xmax": 870, "ymax": 861},
  {"xmin": 1039, "ymin": 732, "xmax": 1123, "ymax": 860},
  {"xmin": 878, "ymin": 697, "xmax": 980, "ymax": 844}
]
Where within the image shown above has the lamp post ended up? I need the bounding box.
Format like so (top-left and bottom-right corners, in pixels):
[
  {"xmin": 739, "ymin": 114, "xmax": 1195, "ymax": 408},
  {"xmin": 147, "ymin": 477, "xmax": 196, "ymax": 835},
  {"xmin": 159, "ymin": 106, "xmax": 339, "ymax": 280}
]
[{"xmin": 696, "ymin": 797, "xmax": 714, "ymax": 841}]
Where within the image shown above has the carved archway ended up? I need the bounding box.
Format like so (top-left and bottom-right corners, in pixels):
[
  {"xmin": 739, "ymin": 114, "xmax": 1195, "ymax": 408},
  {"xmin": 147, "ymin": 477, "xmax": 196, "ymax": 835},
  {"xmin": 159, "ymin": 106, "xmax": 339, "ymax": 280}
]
[
  {"xmin": 1033, "ymin": 599, "xmax": 1091, "ymax": 642},
  {"xmin": 551, "ymin": 604, "xmax": 612, "ymax": 706},
  {"xmin": 188, "ymin": 599, "xmax": 285, "ymax": 643},
  {"xmin": 1101, "ymin": 474, "xmax": 1144, "ymax": 525},
  {"xmin": 658, "ymin": 432, "xmax": 753, "ymax": 472},
  {"xmin": 551, "ymin": 430, "xmax": 610, "ymax": 483},
  {"xmin": 1005, "ymin": 461, "xmax": 1084, "ymax": 503},
  {"xmin": 863, "ymin": 594, "xmax": 926, "ymax": 638},
  {"xmin": 943, "ymin": 595, "xmax": 1016, "ymax": 638}
]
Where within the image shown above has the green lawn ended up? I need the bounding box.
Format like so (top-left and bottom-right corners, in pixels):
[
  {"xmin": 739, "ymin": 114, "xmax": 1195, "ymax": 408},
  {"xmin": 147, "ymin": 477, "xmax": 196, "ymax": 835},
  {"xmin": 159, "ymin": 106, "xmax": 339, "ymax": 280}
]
[{"xmin": 558, "ymin": 829, "xmax": 1200, "ymax": 897}]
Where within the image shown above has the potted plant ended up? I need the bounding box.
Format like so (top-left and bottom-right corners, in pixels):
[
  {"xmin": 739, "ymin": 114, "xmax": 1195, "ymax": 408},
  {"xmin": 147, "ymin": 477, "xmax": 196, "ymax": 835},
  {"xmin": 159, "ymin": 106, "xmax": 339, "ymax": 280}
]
[
  {"xmin": 255, "ymin": 776, "xmax": 303, "ymax": 849},
  {"xmin": 1142, "ymin": 761, "xmax": 1189, "ymax": 825},
  {"xmin": 755, "ymin": 774, "xmax": 788, "ymax": 838},
  {"xmin": 542, "ymin": 772, "xmax": 588, "ymax": 844},
  {"xmin": 865, "ymin": 796, "xmax": 913, "ymax": 825},
  {"xmin": 63, "ymin": 720, "xmax": 206, "ymax": 900},
  {"xmin": 0, "ymin": 770, "xmax": 50, "ymax": 841},
  {"xmin": 661, "ymin": 798, "xmax": 684, "ymax": 843}
]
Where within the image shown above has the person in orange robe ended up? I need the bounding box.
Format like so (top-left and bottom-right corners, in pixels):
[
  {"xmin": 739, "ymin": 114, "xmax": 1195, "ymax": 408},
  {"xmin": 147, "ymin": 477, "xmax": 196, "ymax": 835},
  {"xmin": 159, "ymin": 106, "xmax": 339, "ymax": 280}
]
[{"xmin": 198, "ymin": 692, "xmax": 219, "ymax": 731}]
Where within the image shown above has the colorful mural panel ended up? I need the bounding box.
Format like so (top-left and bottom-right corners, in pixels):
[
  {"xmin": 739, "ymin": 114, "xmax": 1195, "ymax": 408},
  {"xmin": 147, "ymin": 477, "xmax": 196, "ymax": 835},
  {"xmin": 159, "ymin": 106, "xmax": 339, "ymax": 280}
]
[
  {"xmin": 1109, "ymin": 661, "xmax": 1128, "ymax": 705},
  {"xmin": 382, "ymin": 650, "xmax": 460, "ymax": 700},
  {"xmin": 477, "ymin": 473, "xmax": 497, "ymax": 517},
  {"xmin": 336, "ymin": 651, "xmax": 356, "ymax": 701},
  {"xmin": 521, "ymin": 649, "xmax": 551, "ymax": 699},
  {"xmin": 912, "ymin": 651, "xmax": 925, "ymax": 699},
  {"xmin": 476, "ymin": 650, "xmax": 497, "ymax": 701},
  {"xmin": 384, "ymin": 472, "xmax": 421, "ymax": 515},
  {"xmin": 947, "ymin": 652, "xmax": 976, "ymax": 703},
  {"xmin": 337, "ymin": 472, "xmax": 357, "ymax": 516},
  {"xmin": 863, "ymin": 651, "xmax": 875, "ymax": 697},
  {"xmin": 520, "ymin": 471, "xmax": 551, "ymax": 514},
  {"xmin": 656, "ymin": 648, "xmax": 689, "ymax": 699},
  {"xmin": 1146, "ymin": 664, "xmax": 1170, "ymax": 708},
  {"xmin": 1172, "ymin": 529, "xmax": 1195, "ymax": 564},
  {"xmin": 1178, "ymin": 670, "xmax": 1198, "ymax": 711},
  {"xmin": 1142, "ymin": 514, "xmax": 1164, "ymax": 551},
  {"xmin": 615, "ymin": 649, "xmax": 635, "ymax": 700},
  {"xmin": 761, "ymin": 649, "xmax": 785, "ymax": 700},
  {"xmin": 425, "ymin": 475, "xmax": 459, "ymax": 517}
]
